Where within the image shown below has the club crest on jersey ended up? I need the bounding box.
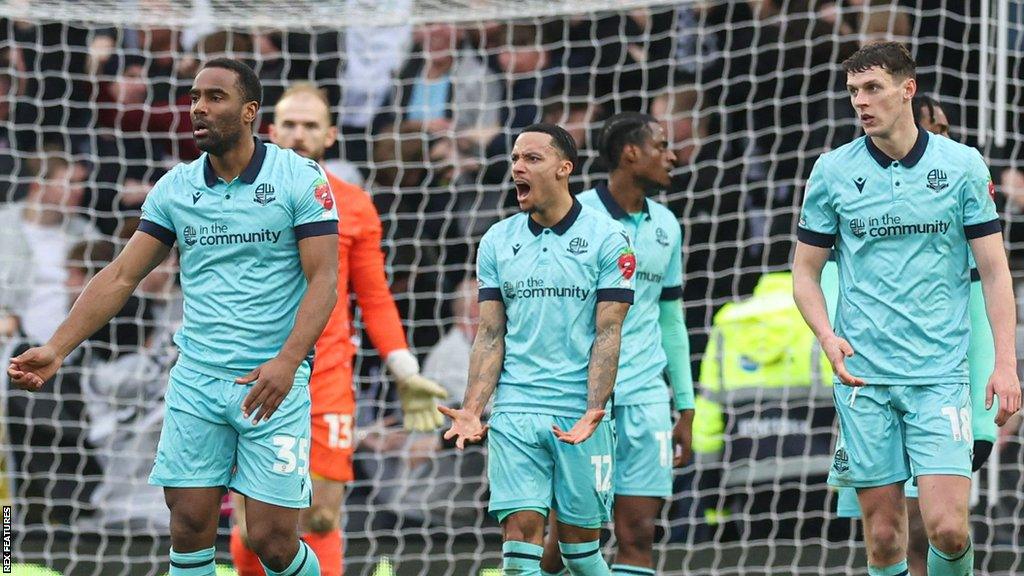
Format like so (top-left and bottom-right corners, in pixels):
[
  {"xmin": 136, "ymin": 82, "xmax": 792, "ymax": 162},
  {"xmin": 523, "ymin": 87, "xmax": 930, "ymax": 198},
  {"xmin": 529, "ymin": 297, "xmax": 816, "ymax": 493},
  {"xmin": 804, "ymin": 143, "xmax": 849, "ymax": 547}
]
[
  {"xmin": 567, "ymin": 237, "xmax": 589, "ymax": 255},
  {"xmin": 849, "ymin": 218, "xmax": 867, "ymax": 239},
  {"xmin": 655, "ymin": 227, "xmax": 670, "ymax": 246},
  {"xmin": 254, "ymin": 183, "xmax": 276, "ymax": 206},
  {"xmin": 183, "ymin": 225, "xmax": 198, "ymax": 246},
  {"xmin": 313, "ymin": 180, "xmax": 334, "ymax": 210},
  {"xmin": 926, "ymin": 169, "xmax": 948, "ymax": 192}
]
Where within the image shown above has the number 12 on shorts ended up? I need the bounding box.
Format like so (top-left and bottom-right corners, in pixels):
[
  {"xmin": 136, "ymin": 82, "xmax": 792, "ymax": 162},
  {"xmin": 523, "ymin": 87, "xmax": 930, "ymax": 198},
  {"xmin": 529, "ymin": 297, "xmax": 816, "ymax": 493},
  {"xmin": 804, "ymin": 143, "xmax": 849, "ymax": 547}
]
[
  {"xmin": 272, "ymin": 435, "xmax": 310, "ymax": 475},
  {"xmin": 940, "ymin": 406, "xmax": 972, "ymax": 443},
  {"xmin": 591, "ymin": 454, "xmax": 612, "ymax": 492}
]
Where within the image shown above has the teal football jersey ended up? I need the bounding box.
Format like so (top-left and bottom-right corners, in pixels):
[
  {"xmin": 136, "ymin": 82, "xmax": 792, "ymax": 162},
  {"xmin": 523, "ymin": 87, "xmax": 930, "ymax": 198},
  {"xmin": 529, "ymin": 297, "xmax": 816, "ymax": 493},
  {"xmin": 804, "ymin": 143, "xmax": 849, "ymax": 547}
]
[
  {"xmin": 477, "ymin": 199, "xmax": 635, "ymax": 417},
  {"xmin": 139, "ymin": 138, "xmax": 339, "ymax": 381},
  {"xmin": 798, "ymin": 127, "xmax": 999, "ymax": 385},
  {"xmin": 577, "ymin": 185, "xmax": 682, "ymax": 405}
]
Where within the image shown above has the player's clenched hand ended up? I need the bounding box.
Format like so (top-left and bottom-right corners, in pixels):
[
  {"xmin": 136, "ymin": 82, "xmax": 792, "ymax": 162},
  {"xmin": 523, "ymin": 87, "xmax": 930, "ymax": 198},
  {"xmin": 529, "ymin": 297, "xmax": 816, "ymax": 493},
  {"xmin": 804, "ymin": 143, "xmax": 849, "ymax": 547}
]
[
  {"xmin": 673, "ymin": 409, "xmax": 694, "ymax": 467},
  {"xmin": 438, "ymin": 405, "xmax": 487, "ymax": 449},
  {"xmin": 6, "ymin": 345, "xmax": 63, "ymax": 391},
  {"xmin": 397, "ymin": 373, "xmax": 449, "ymax": 432},
  {"xmin": 552, "ymin": 409, "xmax": 605, "ymax": 445},
  {"xmin": 236, "ymin": 357, "xmax": 299, "ymax": 424},
  {"xmin": 986, "ymin": 365, "xmax": 1022, "ymax": 426},
  {"xmin": 821, "ymin": 334, "xmax": 865, "ymax": 386}
]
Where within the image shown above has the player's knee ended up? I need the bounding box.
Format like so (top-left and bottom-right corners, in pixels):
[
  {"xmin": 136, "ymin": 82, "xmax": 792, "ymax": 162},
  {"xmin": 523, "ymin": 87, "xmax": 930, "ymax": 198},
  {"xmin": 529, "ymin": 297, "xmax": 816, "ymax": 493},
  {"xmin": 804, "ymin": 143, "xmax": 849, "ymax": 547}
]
[
  {"xmin": 615, "ymin": 520, "xmax": 655, "ymax": 557},
  {"xmin": 927, "ymin": 520, "xmax": 969, "ymax": 554},
  {"xmin": 865, "ymin": 523, "xmax": 904, "ymax": 561},
  {"xmin": 169, "ymin": 508, "xmax": 217, "ymax": 548},
  {"xmin": 245, "ymin": 523, "xmax": 296, "ymax": 567},
  {"xmin": 304, "ymin": 503, "xmax": 340, "ymax": 533},
  {"xmin": 502, "ymin": 514, "xmax": 544, "ymax": 543}
]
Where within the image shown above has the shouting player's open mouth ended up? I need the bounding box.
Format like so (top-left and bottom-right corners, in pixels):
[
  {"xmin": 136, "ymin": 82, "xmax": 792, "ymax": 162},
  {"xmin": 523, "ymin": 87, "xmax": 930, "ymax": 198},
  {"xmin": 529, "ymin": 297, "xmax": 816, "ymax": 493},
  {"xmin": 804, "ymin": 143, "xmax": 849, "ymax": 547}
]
[
  {"xmin": 514, "ymin": 179, "xmax": 532, "ymax": 202},
  {"xmin": 193, "ymin": 121, "xmax": 211, "ymax": 139}
]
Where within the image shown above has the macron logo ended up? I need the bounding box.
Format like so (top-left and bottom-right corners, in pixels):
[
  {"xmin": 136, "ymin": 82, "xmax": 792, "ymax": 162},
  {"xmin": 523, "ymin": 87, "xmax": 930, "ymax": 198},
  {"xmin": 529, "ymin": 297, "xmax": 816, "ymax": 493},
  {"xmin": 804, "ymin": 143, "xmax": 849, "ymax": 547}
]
[{"xmin": 853, "ymin": 177, "xmax": 866, "ymax": 193}]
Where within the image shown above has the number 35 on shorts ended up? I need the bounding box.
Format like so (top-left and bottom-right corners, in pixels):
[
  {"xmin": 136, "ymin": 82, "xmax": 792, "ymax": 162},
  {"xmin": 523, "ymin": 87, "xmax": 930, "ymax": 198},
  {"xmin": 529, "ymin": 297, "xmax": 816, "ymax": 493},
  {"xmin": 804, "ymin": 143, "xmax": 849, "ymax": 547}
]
[{"xmin": 273, "ymin": 435, "xmax": 310, "ymax": 475}]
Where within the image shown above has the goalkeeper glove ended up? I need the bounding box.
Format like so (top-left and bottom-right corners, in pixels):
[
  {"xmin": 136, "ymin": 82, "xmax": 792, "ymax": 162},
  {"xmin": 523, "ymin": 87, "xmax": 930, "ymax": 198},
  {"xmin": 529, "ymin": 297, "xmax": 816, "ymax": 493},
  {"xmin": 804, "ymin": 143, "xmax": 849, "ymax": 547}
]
[{"xmin": 385, "ymin": 349, "xmax": 449, "ymax": 432}]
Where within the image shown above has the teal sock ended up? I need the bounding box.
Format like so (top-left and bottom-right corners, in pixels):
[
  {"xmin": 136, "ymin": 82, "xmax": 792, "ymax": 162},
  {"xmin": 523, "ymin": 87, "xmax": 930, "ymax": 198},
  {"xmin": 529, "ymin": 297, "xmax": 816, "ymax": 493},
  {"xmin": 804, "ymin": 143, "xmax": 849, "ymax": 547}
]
[
  {"xmin": 928, "ymin": 541, "xmax": 974, "ymax": 576},
  {"xmin": 261, "ymin": 541, "xmax": 321, "ymax": 576},
  {"xmin": 867, "ymin": 559, "xmax": 909, "ymax": 576},
  {"xmin": 503, "ymin": 541, "xmax": 543, "ymax": 576},
  {"xmin": 611, "ymin": 564, "xmax": 656, "ymax": 576},
  {"xmin": 169, "ymin": 547, "xmax": 216, "ymax": 576},
  {"xmin": 559, "ymin": 541, "xmax": 610, "ymax": 576},
  {"xmin": 540, "ymin": 569, "xmax": 567, "ymax": 576}
]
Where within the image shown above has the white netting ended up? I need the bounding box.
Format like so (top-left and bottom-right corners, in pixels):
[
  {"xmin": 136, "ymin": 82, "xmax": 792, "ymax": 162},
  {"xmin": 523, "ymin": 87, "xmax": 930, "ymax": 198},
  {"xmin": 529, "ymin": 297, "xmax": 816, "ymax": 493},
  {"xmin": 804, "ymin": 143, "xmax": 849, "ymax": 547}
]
[{"xmin": 0, "ymin": 1, "xmax": 1023, "ymax": 575}]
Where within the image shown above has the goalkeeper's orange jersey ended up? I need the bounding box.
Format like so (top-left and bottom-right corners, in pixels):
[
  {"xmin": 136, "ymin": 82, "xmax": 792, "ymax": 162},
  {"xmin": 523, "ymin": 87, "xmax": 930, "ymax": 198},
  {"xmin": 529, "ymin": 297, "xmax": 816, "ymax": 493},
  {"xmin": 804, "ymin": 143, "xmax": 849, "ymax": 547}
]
[{"xmin": 310, "ymin": 170, "xmax": 408, "ymax": 412}]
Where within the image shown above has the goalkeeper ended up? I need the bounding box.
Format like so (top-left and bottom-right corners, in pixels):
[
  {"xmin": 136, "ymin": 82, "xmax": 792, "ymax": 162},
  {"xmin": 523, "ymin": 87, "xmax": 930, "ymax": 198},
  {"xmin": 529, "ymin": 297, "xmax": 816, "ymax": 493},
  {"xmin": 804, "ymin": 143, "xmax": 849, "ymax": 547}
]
[
  {"xmin": 440, "ymin": 123, "xmax": 633, "ymax": 576},
  {"xmin": 827, "ymin": 94, "xmax": 1000, "ymax": 576},
  {"xmin": 794, "ymin": 42, "xmax": 1021, "ymax": 576},
  {"xmin": 8, "ymin": 59, "xmax": 336, "ymax": 576},
  {"xmin": 229, "ymin": 83, "xmax": 448, "ymax": 576},
  {"xmin": 539, "ymin": 112, "xmax": 693, "ymax": 576}
]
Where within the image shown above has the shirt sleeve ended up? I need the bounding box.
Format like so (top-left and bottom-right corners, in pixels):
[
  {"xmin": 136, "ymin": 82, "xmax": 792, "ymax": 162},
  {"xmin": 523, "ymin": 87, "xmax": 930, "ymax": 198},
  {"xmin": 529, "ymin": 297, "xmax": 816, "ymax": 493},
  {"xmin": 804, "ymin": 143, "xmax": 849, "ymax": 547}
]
[
  {"xmin": 796, "ymin": 156, "xmax": 837, "ymax": 247},
  {"xmin": 138, "ymin": 170, "xmax": 177, "ymax": 246},
  {"xmin": 660, "ymin": 221, "xmax": 683, "ymax": 301},
  {"xmin": 477, "ymin": 230, "xmax": 502, "ymax": 302},
  {"xmin": 293, "ymin": 161, "xmax": 340, "ymax": 240},
  {"xmin": 596, "ymin": 224, "xmax": 635, "ymax": 304},
  {"xmin": 349, "ymin": 196, "xmax": 409, "ymax": 358},
  {"xmin": 962, "ymin": 149, "xmax": 1001, "ymax": 238}
]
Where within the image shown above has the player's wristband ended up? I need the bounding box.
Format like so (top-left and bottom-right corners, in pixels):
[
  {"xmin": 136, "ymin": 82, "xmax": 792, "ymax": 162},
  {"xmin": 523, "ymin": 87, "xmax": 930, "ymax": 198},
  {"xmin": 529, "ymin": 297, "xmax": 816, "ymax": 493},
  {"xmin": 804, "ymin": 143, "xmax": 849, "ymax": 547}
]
[{"xmin": 385, "ymin": 348, "xmax": 420, "ymax": 380}]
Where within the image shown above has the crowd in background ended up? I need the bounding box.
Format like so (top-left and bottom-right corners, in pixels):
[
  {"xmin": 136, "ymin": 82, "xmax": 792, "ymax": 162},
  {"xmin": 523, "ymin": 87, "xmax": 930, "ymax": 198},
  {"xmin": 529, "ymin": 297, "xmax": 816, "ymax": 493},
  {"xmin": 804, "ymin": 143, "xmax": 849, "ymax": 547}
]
[{"xmin": 1, "ymin": 0, "xmax": 1024, "ymax": 559}]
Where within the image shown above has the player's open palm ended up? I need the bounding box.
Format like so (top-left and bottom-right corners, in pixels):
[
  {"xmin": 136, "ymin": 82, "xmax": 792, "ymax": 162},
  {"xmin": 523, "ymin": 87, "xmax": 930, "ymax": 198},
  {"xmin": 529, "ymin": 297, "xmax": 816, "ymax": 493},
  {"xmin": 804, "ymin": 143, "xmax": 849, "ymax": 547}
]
[
  {"xmin": 821, "ymin": 334, "xmax": 865, "ymax": 386},
  {"xmin": 236, "ymin": 357, "xmax": 298, "ymax": 424},
  {"xmin": 553, "ymin": 408, "xmax": 605, "ymax": 445},
  {"xmin": 6, "ymin": 345, "xmax": 63, "ymax": 391},
  {"xmin": 438, "ymin": 405, "xmax": 487, "ymax": 449},
  {"xmin": 986, "ymin": 365, "xmax": 1022, "ymax": 426}
]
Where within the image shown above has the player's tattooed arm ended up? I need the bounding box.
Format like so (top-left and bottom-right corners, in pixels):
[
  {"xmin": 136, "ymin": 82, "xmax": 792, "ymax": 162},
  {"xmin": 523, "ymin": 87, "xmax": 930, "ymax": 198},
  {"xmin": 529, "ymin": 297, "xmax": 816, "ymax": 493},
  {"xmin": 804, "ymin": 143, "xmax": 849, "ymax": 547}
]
[
  {"xmin": 587, "ymin": 301, "xmax": 630, "ymax": 410},
  {"xmin": 462, "ymin": 300, "xmax": 507, "ymax": 416}
]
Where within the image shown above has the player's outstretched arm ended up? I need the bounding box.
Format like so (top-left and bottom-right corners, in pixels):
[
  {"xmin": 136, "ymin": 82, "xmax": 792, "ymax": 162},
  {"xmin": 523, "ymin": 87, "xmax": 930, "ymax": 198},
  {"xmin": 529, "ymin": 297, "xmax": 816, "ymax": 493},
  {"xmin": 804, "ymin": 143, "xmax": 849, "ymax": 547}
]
[
  {"xmin": 793, "ymin": 242, "xmax": 864, "ymax": 386},
  {"xmin": 439, "ymin": 299, "xmax": 505, "ymax": 449},
  {"xmin": 7, "ymin": 231, "xmax": 172, "ymax": 391},
  {"xmin": 970, "ymin": 232, "xmax": 1022, "ymax": 425},
  {"xmin": 238, "ymin": 233, "xmax": 338, "ymax": 423},
  {"xmin": 553, "ymin": 300, "xmax": 629, "ymax": 445}
]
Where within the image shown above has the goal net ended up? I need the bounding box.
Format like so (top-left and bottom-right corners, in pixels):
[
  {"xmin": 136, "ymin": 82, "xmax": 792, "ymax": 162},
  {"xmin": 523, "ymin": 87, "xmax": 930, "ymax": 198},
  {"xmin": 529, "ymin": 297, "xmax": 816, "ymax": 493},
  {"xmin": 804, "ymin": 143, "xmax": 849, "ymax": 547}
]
[{"xmin": 1, "ymin": 1, "xmax": 1023, "ymax": 574}]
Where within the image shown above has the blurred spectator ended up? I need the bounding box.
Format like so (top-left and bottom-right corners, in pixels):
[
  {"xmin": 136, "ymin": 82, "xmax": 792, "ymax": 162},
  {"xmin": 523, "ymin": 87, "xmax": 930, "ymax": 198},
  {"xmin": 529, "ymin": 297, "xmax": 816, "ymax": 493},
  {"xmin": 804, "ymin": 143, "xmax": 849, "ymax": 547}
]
[
  {"xmin": 542, "ymin": 80, "xmax": 606, "ymax": 188},
  {"xmin": 0, "ymin": 52, "xmax": 28, "ymax": 203},
  {"xmin": 337, "ymin": 0, "xmax": 414, "ymax": 169},
  {"xmin": 817, "ymin": 0, "xmax": 914, "ymax": 45},
  {"xmin": 0, "ymin": 153, "xmax": 99, "ymax": 344},
  {"xmin": 421, "ymin": 276, "xmax": 479, "ymax": 406}
]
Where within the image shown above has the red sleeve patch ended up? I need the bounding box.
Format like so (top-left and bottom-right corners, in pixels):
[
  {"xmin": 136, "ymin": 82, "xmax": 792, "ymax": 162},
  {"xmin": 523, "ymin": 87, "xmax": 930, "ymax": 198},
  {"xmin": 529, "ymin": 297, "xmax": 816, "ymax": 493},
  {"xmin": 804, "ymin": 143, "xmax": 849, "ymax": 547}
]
[
  {"xmin": 314, "ymin": 181, "xmax": 334, "ymax": 210},
  {"xmin": 988, "ymin": 179, "xmax": 996, "ymax": 200},
  {"xmin": 617, "ymin": 250, "xmax": 636, "ymax": 280}
]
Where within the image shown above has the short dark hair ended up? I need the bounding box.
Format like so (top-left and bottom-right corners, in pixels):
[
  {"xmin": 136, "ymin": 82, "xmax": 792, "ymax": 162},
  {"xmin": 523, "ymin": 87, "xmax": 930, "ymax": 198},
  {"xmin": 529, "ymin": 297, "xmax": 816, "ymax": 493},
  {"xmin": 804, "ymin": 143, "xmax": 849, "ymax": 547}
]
[
  {"xmin": 842, "ymin": 41, "xmax": 916, "ymax": 80},
  {"xmin": 201, "ymin": 57, "xmax": 262, "ymax": 106},
  {"xmin": 912, "ymin": 94, "xmax": 941, "ymax": 125},
  {"xmin": 599, "ymin": 112, "xmax": 657, "ymax": 170},
  {"xmin": 520, "ymin": 123, "xmax": 578, "ymax": 171}
]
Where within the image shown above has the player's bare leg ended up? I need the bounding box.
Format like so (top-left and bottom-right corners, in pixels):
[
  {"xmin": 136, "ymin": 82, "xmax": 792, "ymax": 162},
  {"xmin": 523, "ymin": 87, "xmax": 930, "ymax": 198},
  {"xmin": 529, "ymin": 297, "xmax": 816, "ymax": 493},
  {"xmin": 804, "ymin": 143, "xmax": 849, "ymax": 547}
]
[
  {"xmin": 540, "ymin": 511, "xmax": 565, "ymax": 575},
  {"xmin": 611, "ymin": 495, "xmax": 662, "ymax": 572},
  {"xmin": 905, "ymin": 497, "xmax": 929, "ymax": 576},
  {"xmin": 503, "ymin": 510, "xmax": 547, "ymax": 575},
  {"xmin": 917, "ymin": 475, "xmax": 972, "ymax": 576},
  {"xmin": 857, "ymin": 482, "xmax": 908, "ymax": 571},
  {"xmin": 230, "ymin": 492, "xmax": 266, "ymax": 576},
  {"xmin": 244, "ymin": 496, "xmax": 313, "ymax": 573},
  {"xmin": 298, "ymin": 475, "xmax": 347, "ymax": 575},
  {"xmin": 165, "ymin": 487, "xmax": 225, "ymax": 575}
]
